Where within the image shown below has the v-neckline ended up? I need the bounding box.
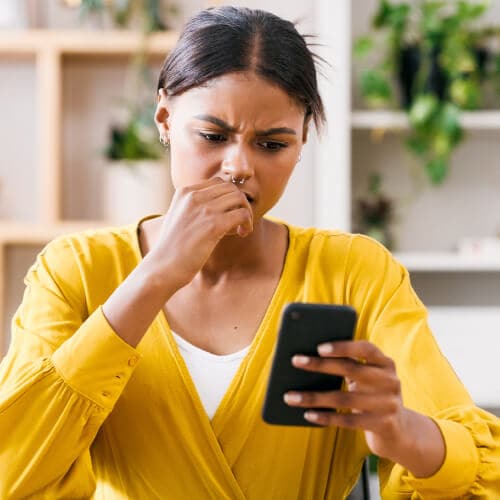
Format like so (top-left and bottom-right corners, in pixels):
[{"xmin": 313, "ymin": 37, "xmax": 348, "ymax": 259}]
[{"xmin": 130, "ymin": 214, "xmax": 295, "ymax": 427}]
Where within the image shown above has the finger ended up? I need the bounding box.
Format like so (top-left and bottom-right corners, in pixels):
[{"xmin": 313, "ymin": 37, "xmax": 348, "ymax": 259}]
[
  {"xmin": 302, "ymin": 410, "xmax": 381, "ymax": 430},
  {"xmin": 213, "ymin": 192, "xmax": 253, "ymax": 236},
  {"xmin": 180, "ymin": 178, "xmax": 239, "ymax": 204},
  {"xmin": 180, "ymin": 176, "xmax": 226, "ymax": 193},
  {"xmin": 284, "ymin": 389, "xmax": 400, "ymax": 413},
  {"xmin": 219, "ymin": 207, "xmax": 253, "ymax": 237},
  {"xmin": 212, "ymin": 190, "xmax": 252, "ymax": 214},
  {"xmin": 317, "ymin": 340, "xmax": 394, "ymax": 369},
  {"xmin": 290, "ymin": 355, "xmax": 400, "ymax": 393}
]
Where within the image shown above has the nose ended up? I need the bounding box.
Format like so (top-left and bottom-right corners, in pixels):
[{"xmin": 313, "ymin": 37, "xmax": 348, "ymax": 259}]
[{"xmin": 221, "ymin": 147, "xmax": 254, "ymax": 184}]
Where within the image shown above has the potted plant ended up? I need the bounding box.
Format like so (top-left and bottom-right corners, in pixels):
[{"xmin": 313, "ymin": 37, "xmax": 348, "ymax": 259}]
[
  {"xmin": 103, "ymin": 102, "xmax": 173, "ymax": 224},
  {"xmin": 64, "ymin": 0, "xmax": 177, "ymax": 31},
  {"xmin": 354, "ymin": 0, "xmax": 500, "ymax": 184},
  {"xmin": 356, "ymin": 172, "xmax": 394, "ymax": 249},
  {"xmin": 65, "ymin": 0, "xmax": 177, "ymax": 223}
]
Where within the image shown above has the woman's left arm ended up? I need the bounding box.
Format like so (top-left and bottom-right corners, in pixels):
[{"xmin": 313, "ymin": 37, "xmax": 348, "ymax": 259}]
[
  {"xmin": 284, "ymin": 339, "xmax": 446, "ymax": 478},
  {"xmin": 285, "ymin": 236, "xmax": 500, "ymax": 498}
]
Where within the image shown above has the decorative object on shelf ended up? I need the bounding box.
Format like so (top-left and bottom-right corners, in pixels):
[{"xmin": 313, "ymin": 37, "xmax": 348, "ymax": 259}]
[
  {"xmin": 92, "ymin": 0, "xmax": 178, "ymax": 223},
  {"xmin": 458, "ymin": 236, "xmax": 500, "ymax": 258},
  {"xmin": 354, "ymin": 0, "xmax": 500, "ymax": 185},
  {"xmin": 103, "ymin": 158, "xmax": 172, "ymax": 224},
  {"xmin": 356, "ymin": 172, "xmax": 393, "ymax": 250},
  {"xmin": 62, "ymin": 0, "xmax": 178, "ymax": 31},
  {"xmin": 103, "ymin": 99, "xmax": 173, "ymax": 224}
]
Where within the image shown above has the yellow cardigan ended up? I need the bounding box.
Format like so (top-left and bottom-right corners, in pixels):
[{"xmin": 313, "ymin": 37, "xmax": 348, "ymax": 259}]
[{"xmin": 0, "ymin": 217, "xmax": 498, "ymax": 499}]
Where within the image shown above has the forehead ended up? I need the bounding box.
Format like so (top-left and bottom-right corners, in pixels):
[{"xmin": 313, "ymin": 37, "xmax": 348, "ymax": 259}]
[{"xmin": 170, "ymin": 72, "xmax": 305, "ymax": 125}]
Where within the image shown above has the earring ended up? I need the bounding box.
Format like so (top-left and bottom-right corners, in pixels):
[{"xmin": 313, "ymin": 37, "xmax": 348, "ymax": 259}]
[
  {"xmin": 159, "ymin": 135, "xmax": 170, "ymax": 148},
  {"xmin": 297, "ymin": 153, "xmax": 302, "ymax": 163}
]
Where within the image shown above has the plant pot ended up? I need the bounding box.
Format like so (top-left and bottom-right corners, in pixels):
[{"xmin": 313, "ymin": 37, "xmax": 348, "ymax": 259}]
[
  {"xmin": 103, "ymin": 159, "xmax": 173, "ymax": 225},
  {"xmin": 397, "ymin": 44, "xmax": 489, "ymax": 109},
  {"xmin": 398, "ymin": 45, "xmax": 448, "ymax": 108}
]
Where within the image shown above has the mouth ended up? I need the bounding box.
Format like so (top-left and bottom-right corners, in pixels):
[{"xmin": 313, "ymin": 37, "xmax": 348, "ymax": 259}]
[{"xmin": 244, "ymin": 192, "xmax": 254, "ymax": 204}]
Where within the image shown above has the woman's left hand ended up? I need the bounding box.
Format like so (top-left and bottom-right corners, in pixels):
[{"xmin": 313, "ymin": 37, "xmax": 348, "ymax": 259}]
[{"xmin": 283, "ymin": 340, "xmax": 411, "ymax": 460}]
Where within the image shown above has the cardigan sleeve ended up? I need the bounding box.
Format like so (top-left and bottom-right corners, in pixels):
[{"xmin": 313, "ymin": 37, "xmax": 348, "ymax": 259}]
[
  {"xmin": 346, "ymin": 235, "xmax": 500, "ymax": 499},
  {"xmin": 0, "ymin": 237, "xmax": 140, "ymax": 499}
]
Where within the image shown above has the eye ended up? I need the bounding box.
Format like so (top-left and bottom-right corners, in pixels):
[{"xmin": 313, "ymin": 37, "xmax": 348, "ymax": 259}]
[
  {"xmin": 259, "ymin": 141, "xmax": 288, "ymax": 152},
  {"xmin": 199, "ymin": 132, "xmax": 227, "ymax": 143}
]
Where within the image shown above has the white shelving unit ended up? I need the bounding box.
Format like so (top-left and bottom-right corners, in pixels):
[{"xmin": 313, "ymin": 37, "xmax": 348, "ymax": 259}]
[
  {"xmin": 395, "ymin": 252, "xmax": 500, "ymax": 272},
  {"xmin": 0, "ymin": 29, "xmax": 178, "ymax": 353},
  {"xmin": 351, "ymin": 110, "xmax": 500, "ymax": 130},
  {"xmin": 316, "ymin": 0, "xmax": 500, "ymax": 412}
]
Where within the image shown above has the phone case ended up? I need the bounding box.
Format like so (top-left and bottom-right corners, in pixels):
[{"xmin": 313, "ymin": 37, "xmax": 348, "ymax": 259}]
[{"xmin": 262, "ymin": 302, "xmax": 357, "ymax": 427}]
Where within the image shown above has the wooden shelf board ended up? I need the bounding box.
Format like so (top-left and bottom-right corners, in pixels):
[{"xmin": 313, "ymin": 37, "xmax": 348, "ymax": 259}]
[
  {"xmin": 351, "ymin": 110, "xmax": 500, "ymax": 130},
  {"xmin": 0, "ymin": 30, "xmax": 178, "ymax": 55},
  {"xmin": 0, "ymin": 221, "xmax": 110, "ymax": 244},
  {"xmin": 394, "ymin": 251, "xmax": 500, "ymax": 272}
]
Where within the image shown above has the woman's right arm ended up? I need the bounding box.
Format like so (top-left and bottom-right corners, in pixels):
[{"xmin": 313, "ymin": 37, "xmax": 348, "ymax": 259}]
[
  {"xmin": 102, "ymin": 176, "xmax": 253, "ymax": 347},
  {"xmin": 0, "ymin": 177, "xmax": 252, "ymax": 498},
  {"xmin": 0, "ymin": 237, "xmax": 142, "ymax": 499}
]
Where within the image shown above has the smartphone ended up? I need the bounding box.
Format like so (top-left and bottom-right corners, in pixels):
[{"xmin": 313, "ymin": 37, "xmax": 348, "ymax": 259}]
[{"xmin": 262, "ymin": 302, "xmax": 357, "ymax": 427}]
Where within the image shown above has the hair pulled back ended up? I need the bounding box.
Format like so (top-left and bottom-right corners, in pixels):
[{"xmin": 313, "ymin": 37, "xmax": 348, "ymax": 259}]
[{"xmin": 157, "ymin": 6, "xmax": 326, "ymax": 130}]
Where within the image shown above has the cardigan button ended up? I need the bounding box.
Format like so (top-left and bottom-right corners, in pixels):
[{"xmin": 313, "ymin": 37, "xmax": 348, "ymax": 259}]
[{"xmin": 128, "ymin": 356, "xmax": 138, "ymax": 367}]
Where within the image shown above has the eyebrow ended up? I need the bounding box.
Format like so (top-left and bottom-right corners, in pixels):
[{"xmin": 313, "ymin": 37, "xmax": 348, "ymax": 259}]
[{"xmin": 193, "ymin": 114, "xmax": 297, "ymax": 136}]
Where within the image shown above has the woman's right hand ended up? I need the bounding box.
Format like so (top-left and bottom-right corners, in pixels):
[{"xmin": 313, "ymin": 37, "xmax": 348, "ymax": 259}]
[{"xmin": 146, "ymin": 176, "xmax": 253, "ymax": 288}]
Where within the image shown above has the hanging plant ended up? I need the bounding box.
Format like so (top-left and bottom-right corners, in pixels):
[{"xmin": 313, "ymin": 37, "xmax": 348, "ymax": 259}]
[{"xmin": 354, "ymin": 0, "xmax": 500, "ymax": 184}]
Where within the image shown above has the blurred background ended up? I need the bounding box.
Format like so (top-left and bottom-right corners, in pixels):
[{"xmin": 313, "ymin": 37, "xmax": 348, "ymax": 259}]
[{"xmin": 0, "ymin": 1, "xmax": 499, "ymax": 495}]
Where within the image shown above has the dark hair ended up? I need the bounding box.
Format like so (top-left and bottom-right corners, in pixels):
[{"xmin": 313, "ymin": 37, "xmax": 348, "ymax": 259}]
[{"xmin": 157, "ymin": 6, "xmax": 326, "ymax": 131}]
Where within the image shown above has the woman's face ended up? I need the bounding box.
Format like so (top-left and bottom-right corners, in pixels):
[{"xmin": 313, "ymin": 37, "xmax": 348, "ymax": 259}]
[{"xmin": 155, "ymin": 71, "xmax": 309, "ymax": 221}]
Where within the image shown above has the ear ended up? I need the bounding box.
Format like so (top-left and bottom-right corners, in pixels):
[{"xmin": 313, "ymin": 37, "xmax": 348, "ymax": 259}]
[
  {"xmin": 155, "ymin": 88, "xmax": 170, "ymax": 139},
  {"xmin": 302, "ymin": 114, "xmax": 312, "ymax": 144}
]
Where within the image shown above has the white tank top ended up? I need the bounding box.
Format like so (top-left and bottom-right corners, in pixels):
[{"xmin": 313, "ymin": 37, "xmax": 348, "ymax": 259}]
[{"xmin": 172, "ymin": 331, "xmax": 251, "ymax": 419}]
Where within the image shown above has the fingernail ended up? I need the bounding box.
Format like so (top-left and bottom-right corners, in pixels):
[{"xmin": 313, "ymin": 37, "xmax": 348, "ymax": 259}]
[
  {"xmin": 284, "ymin": 392, "xmax": 302, "ymax": 404},
  {"xmin": 292, "ymin": 355, "xmax": 310, "ymax": 365},
  {"xmin": 304, "ymin": 411, "xmax": 319, "ymax": 421},
  {"xmin": 318, "ymin": 343, "xmax": 334, "ymax": 355}
]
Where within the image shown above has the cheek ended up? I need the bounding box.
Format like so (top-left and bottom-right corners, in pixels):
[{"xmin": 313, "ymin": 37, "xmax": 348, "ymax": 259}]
[
  {"xmin": 271, "ymin": 158, "xmax": 296, "ymax": 188},
  {"xmin": 260, "ymin": 159, "xmax": 297, "ymax": 205},
  {"xmin": 169, "ymin": 140, "xmax": 216, "ymax": 189}
]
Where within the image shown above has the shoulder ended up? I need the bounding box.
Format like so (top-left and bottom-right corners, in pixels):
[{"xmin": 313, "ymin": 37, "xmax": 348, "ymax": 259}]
[
  {"xmin": 41, "ymin": 223, "xmax": 139, "ymax": 266},
  {"xmin": 284, "ymin": 220, "xmax": 396, "ymax": 269},
  {"xmin": 283, "ymin": 220, "xmax": 407, "ymax": 290},
  {"xmin": 26, "ymin": 223, "xmax": 140, "ymax": 299}
]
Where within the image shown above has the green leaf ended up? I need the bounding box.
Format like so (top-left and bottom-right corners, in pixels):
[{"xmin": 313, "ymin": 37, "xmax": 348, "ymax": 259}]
[
  {"xmin": 450, "ymin": 78, "xmax": 481, "ymax": 109},
  {"xmin": 388, "ymin": 4, "xmax": 410, "ymax": 33},
  {"xmin": 368, "ymin": 172, "xmax": 382, "ymax": 195},
  {"xmin": 426, "ymin": 157, "xmax": 449, "ymax": 184},
  {"xmin": 360, "ymin": 69, "xmax": 392, "ymax": 105},
  {"xmin": 436, "ymin": 103, "xmax": 461, "ymax": 136},
  {"xmin": 406, "ymin": 135, "xmax": 428, "ymax": 157},
  {"xmin": 431, "ymin": 133, "xmax": 453, "ymax": 156},
  {"xmin": 354, "ymin": 36, "xmax": 374, "ymax": 58},
  {"xmin": 373, "ymin": 0, "xmax": 392, "ymax": 28},
  {"xmin": 408, "ymin": 94, "xmax": 439, "ymax": 128}
]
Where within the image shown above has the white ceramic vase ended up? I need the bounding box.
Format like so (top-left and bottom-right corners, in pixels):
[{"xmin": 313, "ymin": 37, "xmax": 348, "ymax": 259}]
[{"xmin": 103, "ymin": 160, "xmax": 173, "ymax": 225}]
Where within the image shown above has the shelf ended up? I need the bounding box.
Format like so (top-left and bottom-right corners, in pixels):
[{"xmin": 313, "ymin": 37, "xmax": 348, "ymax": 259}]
[
  {"xmin": 0, "ymin": 221, "xmax": 110, "ymax": 244},
  {"xmin": 0, "ymin": 29, "xmax": 178, "ymax": 56},
  {"xmin": 394, "ymin": 252, "xmax": 500, "ymax": 272},
  {"xmin": 351, "ymin": 110, "xmax": 500, "ymax": 130}
]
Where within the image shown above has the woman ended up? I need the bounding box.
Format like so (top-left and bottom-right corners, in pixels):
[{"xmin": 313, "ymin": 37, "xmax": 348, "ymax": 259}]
[{"xmin": 0, "ymin": 6, "xmax": 498, "ymax": 499}]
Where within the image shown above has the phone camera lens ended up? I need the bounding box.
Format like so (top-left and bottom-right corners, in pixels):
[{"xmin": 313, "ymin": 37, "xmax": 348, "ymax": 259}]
[{"xmin": 290, "ymin": 311, "xmax": 300, "ymax": 320}]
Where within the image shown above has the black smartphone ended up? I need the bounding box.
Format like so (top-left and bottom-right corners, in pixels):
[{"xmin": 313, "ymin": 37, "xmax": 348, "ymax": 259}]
[{"xmin": 262, "ymin": 302, "xmax": 357, "ymax": 427}]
